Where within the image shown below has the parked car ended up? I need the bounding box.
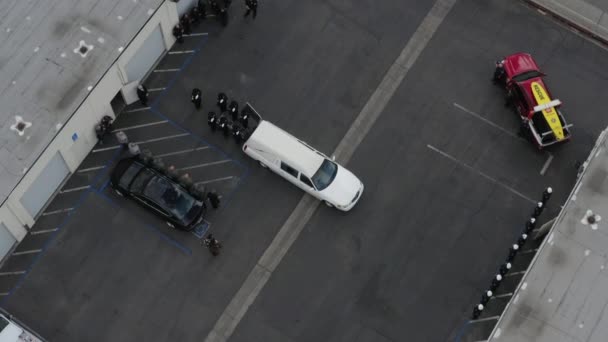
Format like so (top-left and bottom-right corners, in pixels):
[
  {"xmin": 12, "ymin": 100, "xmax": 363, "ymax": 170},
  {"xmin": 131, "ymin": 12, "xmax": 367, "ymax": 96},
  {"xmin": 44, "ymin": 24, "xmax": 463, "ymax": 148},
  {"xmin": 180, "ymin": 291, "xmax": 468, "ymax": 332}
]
[
  {"xmin": 110, "ymin": 157, "xmax": 206, "ymax": 231},
  {"xmin": 493, "ymin": 52, "xmax": 572, "ymax": 148}
]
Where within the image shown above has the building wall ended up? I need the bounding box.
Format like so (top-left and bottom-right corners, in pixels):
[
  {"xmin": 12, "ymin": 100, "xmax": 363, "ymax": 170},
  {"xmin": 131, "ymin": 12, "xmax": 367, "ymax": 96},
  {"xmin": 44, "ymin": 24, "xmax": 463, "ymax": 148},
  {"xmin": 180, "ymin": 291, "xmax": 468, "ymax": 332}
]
[{"xmin": 0, "ymin": 1, "xmax": 180, "ymax": 245}]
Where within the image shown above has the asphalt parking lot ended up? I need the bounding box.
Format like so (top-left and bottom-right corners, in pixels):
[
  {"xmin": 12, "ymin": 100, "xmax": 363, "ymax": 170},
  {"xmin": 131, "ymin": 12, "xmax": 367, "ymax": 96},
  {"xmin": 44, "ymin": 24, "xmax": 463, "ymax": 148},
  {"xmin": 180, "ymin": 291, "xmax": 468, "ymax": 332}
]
[{"xmin": 2, "ymin": 1, "xmax": 608, "ymax": 341}]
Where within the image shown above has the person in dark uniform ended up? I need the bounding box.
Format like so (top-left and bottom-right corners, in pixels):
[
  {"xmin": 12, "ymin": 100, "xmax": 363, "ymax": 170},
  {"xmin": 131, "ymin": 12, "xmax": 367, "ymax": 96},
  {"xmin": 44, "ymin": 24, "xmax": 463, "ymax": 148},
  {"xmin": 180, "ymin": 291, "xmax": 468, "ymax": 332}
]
[
  {"xmin": 219, "ymin": 5, "xmax": 228, "ymax": 27},
  {"xmin": 218, "ymin": 113, "xmax": 230, "ymax": 136},
  {"xmin": 232, "ymin": 121, "xmax": 244, "ymax": 144},
  {"xmin": 208, "ymin": 111, "xmax": 218, "ymax": 131},
  {"xmin": 137, "ymin": 84, "xmax": 149, "ymax": 106},
  {"xmin": 239, "ymin": 109, "xmax": 249, "ymax": 128},
  {"xmin": 203, "ymin": 234, "xmax": 222, "ymax": 256},
  {"xmin": 244, "ymin": 0, "xmax": 258, "ymax": 19},
  {"xmin": 191, "ymin": 6, "xmax": 201, "ymax": 26},
  {"xmin": 217, "ymin": 92, "xmax": 228, "ymax": 112},
  {"xmin": 191, "ymin": 88, "xmax": 202, "ymax": 110},
  {"xmin": 181, "ymin": 14, "xmax": 192, "ymax": 35},
  {"xmin": 228, "ymin": 101, "xmax": 239, "ymax": 121},
  {"xmin": 173, "ymin": 23, "xmax": 184, "ymax": 43},
  {"xmin": 207, "ymin": 190, "xmax": 221, "ymax": 209}
]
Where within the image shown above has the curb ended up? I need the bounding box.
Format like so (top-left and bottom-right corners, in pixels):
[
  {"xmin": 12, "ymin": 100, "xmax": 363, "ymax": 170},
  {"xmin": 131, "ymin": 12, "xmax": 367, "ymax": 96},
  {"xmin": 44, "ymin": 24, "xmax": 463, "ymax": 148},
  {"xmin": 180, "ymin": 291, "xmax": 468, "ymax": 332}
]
[{"xmin": 522, "ymin": 0, "xmax": 608, "ymax": 47}]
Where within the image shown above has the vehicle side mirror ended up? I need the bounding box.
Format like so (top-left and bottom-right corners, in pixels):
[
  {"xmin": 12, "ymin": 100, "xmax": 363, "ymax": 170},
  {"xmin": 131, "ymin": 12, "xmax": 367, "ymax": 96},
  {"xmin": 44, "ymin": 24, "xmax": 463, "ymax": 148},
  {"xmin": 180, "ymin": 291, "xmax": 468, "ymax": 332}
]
[{"xmin": 331, "ymin": 155, "xmax": 336, "ymax": 161}]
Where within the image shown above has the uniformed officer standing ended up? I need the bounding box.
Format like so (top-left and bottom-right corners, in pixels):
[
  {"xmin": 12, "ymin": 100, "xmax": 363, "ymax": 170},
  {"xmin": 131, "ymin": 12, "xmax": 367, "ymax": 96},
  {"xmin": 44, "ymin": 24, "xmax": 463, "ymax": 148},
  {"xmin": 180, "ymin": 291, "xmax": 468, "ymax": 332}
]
[
  {"xmin": 191, "ymin": 88, "xmax": 202, "ymax": 110},
  {"xmin": 208, "ymin": 111, "xmax": 218, "ymax": 131},
  {"xmin": 219, "ymin": 5, "xmax": 228, "ymax": 27},
  {"xmin": 244, "ymin": 0, "xmax": 258, "ymax": 19},
  {"xmin": 203, "ymin": 234, "xmax": 222, "ymax": 256},
  {"xmin": 239, "ymin": 109, "xmax": 249, "ymax": 128},
  {"xmin": 228, "ymin": 101, "xmax": 239, "ymax": 121},
  {"xmin": 217, "ymin": 93, "xmax": 228, "ymax": 112},
  {"xmin": 137, "ymin": 84, "xmax": 149, "ymax": 106},
  {"xmin": 173, "ymin": 23, "xmax": 184, "ymax": 43},
  {"xmin": 181, "ymin": 14, "xmax": 192, "ymax": 35}
]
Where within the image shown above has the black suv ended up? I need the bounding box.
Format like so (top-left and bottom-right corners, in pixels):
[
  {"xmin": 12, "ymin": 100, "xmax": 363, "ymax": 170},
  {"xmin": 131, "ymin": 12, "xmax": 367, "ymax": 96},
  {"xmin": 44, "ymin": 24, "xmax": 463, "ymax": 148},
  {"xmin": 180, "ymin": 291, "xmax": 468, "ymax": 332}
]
[{"xmin": 110, "ymin": 158, "xmax": 206, "ymax": 231}]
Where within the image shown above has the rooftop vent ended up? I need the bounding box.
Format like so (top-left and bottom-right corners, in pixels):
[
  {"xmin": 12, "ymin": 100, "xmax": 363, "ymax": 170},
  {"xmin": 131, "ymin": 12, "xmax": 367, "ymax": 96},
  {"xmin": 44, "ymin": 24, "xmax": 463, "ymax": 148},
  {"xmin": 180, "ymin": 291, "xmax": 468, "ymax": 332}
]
[
  {"xmin": 74, "ymin": 40, "xmax": 94, "ymax": 58},
  {"xmin": 9, "ymin": 116, "xmax": 32, "ymax": 136}
]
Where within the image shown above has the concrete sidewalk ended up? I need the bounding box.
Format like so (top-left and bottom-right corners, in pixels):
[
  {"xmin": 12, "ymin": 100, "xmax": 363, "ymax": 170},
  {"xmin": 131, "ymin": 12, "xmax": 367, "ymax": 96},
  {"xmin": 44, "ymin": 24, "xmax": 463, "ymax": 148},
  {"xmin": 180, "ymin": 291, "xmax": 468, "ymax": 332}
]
[{"xmin": 526, "ymin": 0, "xmax": 608, "ymax": 44}]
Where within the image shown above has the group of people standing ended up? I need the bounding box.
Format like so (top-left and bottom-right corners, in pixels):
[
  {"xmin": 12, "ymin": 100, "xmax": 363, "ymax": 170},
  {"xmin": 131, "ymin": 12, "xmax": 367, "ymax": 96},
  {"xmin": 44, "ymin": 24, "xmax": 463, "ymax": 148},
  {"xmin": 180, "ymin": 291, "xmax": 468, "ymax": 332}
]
[{"xmin": 173, "ymin": 0, "xmax": 259, "ymax": 42}]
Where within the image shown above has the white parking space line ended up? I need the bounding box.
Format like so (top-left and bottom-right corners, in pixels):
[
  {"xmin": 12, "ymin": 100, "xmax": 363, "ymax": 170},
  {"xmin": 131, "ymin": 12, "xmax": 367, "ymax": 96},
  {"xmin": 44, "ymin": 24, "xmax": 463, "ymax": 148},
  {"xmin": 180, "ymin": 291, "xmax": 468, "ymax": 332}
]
[
  {"xmin": 491, "ymin": 293, "xmax": 513, "ymax": 299},
  {"xmin": 0, "ymin": 271, "xmax": 26, "ymax": 276},
  {"xmin": 92, "ymin": 133, "xmax": 190, "ymax": 153},
  {"xmin": 12, "ymin": 249, "xmax": 42, "ymax": 256},
  {"xmin": 124, "ymin": 107, "xmax": 151, "ymax": 113},
  {"xmin": 42, "ymin": 208, "xmax": 74, "ymax": 216},
  {"xmin": 195, "ymin": 176, "xmax": 233, "ymax": 185},
  {"xmin": 59, "ymin": 185, "xmax": 90, "ymax": 194},
  {"xmin": 427, "ymin": 144, "xmax": 535, "ymax": 204},
  {"xmin": 168, "ymin": 50, "xmax": 195, "ymax": 55},
  {"xmin": 204, "ymin": 1, "xmax": 458, "ymax": 341},
  {"xmin": 155, "ymin": 146, "xmax": 209, "ymax": 158},
  {"xmin": 470, "ymin": 316, "xmax": 500, "ymax": 324},
  {"xmin": 453, "ymin": 103, "xmax": 519, "ymax": 140},
  {"xmin": 77, "ymin": 166, "xmax": 105, "ymax": 173},
  {"xmin": 183, "ymin": 32, "xmax": 208, "ymax": 37},
  {"xmin": 540, "ymin": 154, "xmax": 554, "ymax": 175},
  {"xmin": 111, "ymin": 120, "xmax": 168, "ymax": 133},
  {"xmin": 153, "ymin": 68, "xmax": 180, "ymax": 73},
  {"xmin": 520, "ymin": 248, "xmax": 538, "ymax": 254},
  {"xmin": 505, "ymin": 271, "xmax": 526, "ymax": 277},
  {"xmin": 30, "ymin": 228, "xmax": 59, "ymax": 235},
  {"xmin": 0, "ymin": 292, "xmax": 9, "ymax": 296},
  {"xmin": 148, "ymin": 87, "xmax": 166, "ymax": 92},
  {"xmin": 179, "ymin": 160, "xmax": 230, "ymax": 171}
]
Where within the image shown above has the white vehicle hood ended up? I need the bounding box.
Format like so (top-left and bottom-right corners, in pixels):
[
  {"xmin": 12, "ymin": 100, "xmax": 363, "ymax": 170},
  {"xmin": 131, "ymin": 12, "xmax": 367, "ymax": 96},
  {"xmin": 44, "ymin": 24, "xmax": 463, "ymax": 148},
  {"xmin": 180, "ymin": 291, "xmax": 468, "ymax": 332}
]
[{"xmin": 320, "ymin": 166, "xmax": 361, "ymax": 206}]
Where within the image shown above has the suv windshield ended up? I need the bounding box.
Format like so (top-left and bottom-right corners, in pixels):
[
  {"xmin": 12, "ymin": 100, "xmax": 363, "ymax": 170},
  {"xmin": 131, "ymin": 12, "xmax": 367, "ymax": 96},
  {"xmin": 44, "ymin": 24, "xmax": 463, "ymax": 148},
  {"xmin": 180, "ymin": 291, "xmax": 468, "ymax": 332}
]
[
  {"xmin": 143, "ymin": 176, "xmax": 197, "ymax": 223},
  {"xmin": 512, "ymin": 70, "xmax": 543, "ymax": 82},
  {"xmin": 312, "ymin": 159, "xmax": 338, "ymax": 191}
]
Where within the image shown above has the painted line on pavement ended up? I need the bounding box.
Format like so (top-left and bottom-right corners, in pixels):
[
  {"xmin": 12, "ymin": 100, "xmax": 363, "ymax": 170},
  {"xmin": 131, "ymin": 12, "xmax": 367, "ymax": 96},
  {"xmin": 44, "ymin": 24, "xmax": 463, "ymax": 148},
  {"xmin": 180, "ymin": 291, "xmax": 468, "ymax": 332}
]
[
  {"xmin": 41, "ymin": 208, "xmax": 74, "ymax": 216},
  {"xmin": 183, "ymin": 32, "xmax": 208, "ymax": 37},
  {"xmin": 59, "ymin": 185, "xmax": 91, "ymax": 194},
  {"xmin": 111, "ymin": 120, "xmax": 168, "ymax": 133},
  {"xmin": 12, "ymin": 249, "xmax": 42, "ymax": 256},
  {"xmin": 469, "ymin": 316, "xmax": 500, "ymax": 324},
  {"xmin": 92, "ymin": 133, "xmax": 190, "ymax": 152},
  {"xmin": 179, "ymin": 160, "xmax": 230, "ymax": 171},
  {"xmin": 540, "ymin": 154, "xmax": 554, "ymax": 175},
  {"xmin": 204, "ymin": 1, "xmax": 459, "ymax": 341},
  {"xmin": 0, "ymin": 293, "xmax": 8, "ymax": 296},
  {"xmin": 520, "ymin": 248, "xmax": 538, "ymax": 254},
  {"xmin": 168, "ymin": 50, "xmax": 195, "ymax": 54},
  {"xmin": 427, "ymin": 144, "xmax": 535, "ymax": 203},
  {"xmin": 153, "ymin": 68, "xmax": 180, "ymax": 73},
  {"xmin": 155, "ymin": 146, "xmax": 209, "ymax": 158},
  {"xmin": 195, "ymin": 176, "xmax": 234, "ymax": 185},
  {"xmin": 124, "ymin": 107, "xmax": 151, "ymax": 113},
  {"xmin": 491, "ymin": 293, "xmax": 513, "ymax": 299},
  {"xmin": 78, "ymin": 166, "xmax": 105, "ymax": 173},
  {"xmin": 30, "ymin": 228, "xmax": 59, "ymax": 235},
  {"xmin": 148, "ymin": 87, "xmax": 166, "ymax": 92},
  {"xmin": 0, "ymin": 271, "xmax": 26, "ymax": 276},
  {"xmin": 505, "ymin": 271, "xmax": 526, "ymax": 277},
  {"xmin": 453, "ymin": 103, "xmax": 519, "ymax": 139}
]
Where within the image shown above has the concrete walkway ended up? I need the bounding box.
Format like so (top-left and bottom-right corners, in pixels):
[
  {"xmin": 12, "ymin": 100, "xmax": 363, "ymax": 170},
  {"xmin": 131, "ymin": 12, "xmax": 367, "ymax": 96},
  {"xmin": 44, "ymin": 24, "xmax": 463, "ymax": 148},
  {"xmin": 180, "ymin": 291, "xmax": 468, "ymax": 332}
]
[{"xmin": 526, "ymin": 0, "xmax": 608, "ymax": 44}]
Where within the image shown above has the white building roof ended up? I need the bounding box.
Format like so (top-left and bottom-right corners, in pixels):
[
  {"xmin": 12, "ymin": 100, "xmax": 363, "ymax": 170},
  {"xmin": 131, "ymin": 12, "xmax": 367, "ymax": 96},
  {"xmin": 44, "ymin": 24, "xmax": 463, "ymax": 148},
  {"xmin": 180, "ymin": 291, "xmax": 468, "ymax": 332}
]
[
  {"xmin": 490, "ymin": 128, "xmax": 608, "ymax": 342},
  {"xmin": 0, "ymin": 0, "xmax": 163, "ymax": 205}
]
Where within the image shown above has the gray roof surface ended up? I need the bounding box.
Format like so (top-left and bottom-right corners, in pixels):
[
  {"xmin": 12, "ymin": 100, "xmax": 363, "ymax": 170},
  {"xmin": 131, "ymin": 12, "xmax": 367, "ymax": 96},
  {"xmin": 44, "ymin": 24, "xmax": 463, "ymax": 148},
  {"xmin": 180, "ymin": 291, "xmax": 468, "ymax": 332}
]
[
  {"xmin": 0, "ymin": 0, "xmax": 163, "ymax": 205},
  {"xmin": 490, "ymin": 129, "xmax": 608, "ymax": 342}
]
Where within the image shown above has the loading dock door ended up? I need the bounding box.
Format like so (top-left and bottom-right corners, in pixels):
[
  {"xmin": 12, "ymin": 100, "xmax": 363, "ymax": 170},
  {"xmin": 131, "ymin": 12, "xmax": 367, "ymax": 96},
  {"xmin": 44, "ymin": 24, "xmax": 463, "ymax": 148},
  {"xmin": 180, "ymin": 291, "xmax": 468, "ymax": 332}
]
[
  {"xmin": 125, "ymin": 25, "xmax": 166, "ymax": 83},
  {"xmin": 0, "ymin": 224, "xmax": 16, "ymax": 260},
  {"xmin": 177, "ymin": 0, "xmax": 198, "ymax": 16},
  {"xmin": 20, "ymin": 152, "xmax": 70, "ymax": 219}
]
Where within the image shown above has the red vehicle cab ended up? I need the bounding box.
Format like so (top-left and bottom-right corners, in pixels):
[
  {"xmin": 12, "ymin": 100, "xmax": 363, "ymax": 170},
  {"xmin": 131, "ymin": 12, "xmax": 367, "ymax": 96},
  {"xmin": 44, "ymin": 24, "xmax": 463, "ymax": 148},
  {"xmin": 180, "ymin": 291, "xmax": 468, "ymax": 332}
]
[{"xmin": 495, "ymin": 52, "xmax": 572, "ymax": 148}]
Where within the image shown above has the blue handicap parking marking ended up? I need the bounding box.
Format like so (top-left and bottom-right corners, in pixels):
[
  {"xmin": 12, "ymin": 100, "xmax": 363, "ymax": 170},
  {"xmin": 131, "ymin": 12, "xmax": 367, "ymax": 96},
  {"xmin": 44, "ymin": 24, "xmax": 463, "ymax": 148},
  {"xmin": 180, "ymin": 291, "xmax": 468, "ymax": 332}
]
[{"xmin": 192, "ymin": 220, "xmax": 211, "ymax": 239}]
